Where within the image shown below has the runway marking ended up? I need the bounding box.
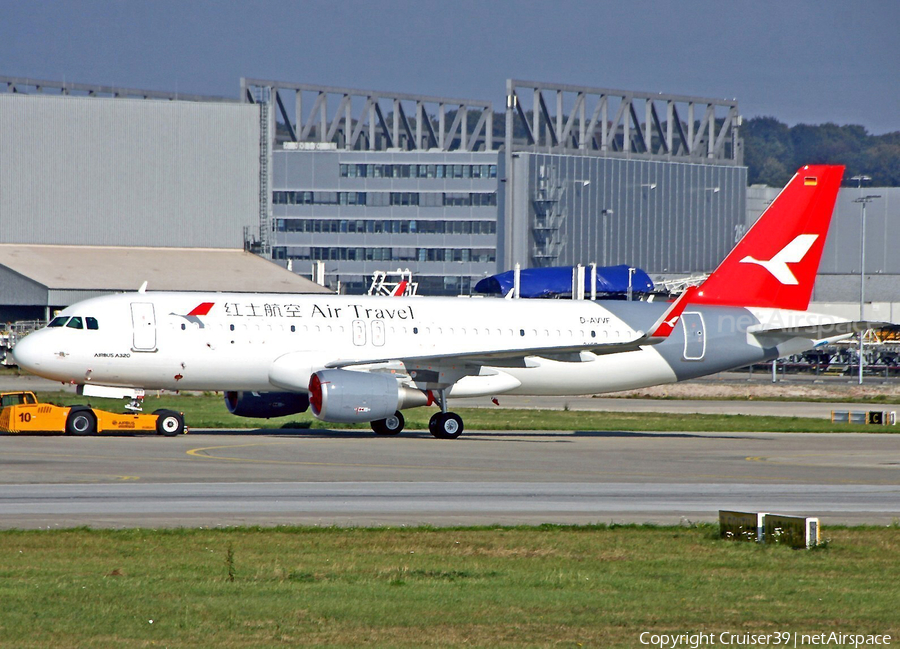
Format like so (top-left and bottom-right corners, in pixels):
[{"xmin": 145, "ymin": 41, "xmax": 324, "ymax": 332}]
[
  {"xmin": 180, "ymin": 442, "xmax": 876, "ymax": 485},
  {"xmin": 746, "ymin": 453, "xmax": 900, "ymax": 466},
  {"xmin": 0, "ymin": 441, "xmax": 820, "ymax": 483},
  {"xmin": 186, "ymin": 441, "xmax": 502, "ymax": 472},
  {"xmin": 0, "ymin": 449, "xmax": 198, "ymax": 463}
]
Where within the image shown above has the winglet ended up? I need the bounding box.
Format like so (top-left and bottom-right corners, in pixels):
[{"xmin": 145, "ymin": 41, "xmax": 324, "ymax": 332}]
[{"xmin": 647, "ymin": 286, "xmax": 698, "ymax": 341}]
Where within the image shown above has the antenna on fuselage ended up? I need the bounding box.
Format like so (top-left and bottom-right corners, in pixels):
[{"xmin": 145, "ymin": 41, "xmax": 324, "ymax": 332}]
[{"xmin": 138, "ymin": 281, "xmax": 148, "ymax": 293}]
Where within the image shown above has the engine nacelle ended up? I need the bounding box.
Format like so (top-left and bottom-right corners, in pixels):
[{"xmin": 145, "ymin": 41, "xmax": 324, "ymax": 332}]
[
  {"xmin": 308, "ymin": 369, "xmax": 430, "ymax": 423},
  {"xmin": 224, "ymin": 391, "xmax": 310, "ymax": 419}
]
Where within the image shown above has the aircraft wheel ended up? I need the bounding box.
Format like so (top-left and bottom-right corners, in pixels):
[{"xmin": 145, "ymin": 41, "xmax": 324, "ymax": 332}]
[
  {"xmin": 155, "ymin": 410, "xmax": 185, "ymax": 436},
  {"xmin": 429, "ymin": 412, "xmax": 464, "ymax": 439},
  {"xmin": 371, "ymin": 411, "xmax": 404, "ymax": 435},
  {"xmin": 66, "ymin": 409, "xmax": 97, "ymax": 436}
]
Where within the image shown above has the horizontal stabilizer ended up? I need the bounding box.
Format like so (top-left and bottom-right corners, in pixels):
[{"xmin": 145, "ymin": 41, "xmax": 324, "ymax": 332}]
[{"xmin": 749, "ymin": 321, "xmax": 893, "ymax": 339}]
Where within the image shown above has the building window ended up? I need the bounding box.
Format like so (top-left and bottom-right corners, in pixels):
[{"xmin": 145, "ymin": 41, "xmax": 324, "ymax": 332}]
[
  {"xmin": 274, "ymin": 218, "xmax": 496, "ymax": 235},
  {"xmin": 336, "ymin": 162, "xmax": 497, "ymax": 180},
  {"xmin": 390, "ymin": 192, "xmax": 419, "ymax": 206},
  {"xmin": 287, "ymin": 246, "xmax": 495, "ymax": 264}
]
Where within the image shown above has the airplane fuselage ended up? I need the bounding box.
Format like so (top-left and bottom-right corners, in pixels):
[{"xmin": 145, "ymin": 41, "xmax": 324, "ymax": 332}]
[{"xmin": 14, "ymin": 291, "xmax": 838, "ymax": 398}]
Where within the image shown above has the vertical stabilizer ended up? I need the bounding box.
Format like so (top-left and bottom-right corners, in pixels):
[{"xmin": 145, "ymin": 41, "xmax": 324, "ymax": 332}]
[{"xmin": 693, "ymin": 164, "xmax": 844, "ymax": 311}]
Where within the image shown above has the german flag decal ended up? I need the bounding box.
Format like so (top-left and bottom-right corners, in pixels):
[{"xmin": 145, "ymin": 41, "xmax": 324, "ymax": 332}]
[{"xmin": 804, "ymin": 176, "xmax": 818, "ymax": 186}]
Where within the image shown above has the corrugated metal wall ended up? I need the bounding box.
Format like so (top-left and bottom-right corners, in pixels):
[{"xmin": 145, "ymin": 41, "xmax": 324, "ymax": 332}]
[
  {"xmin": 820, "ymin": 187, "xmax": 899, "ymax": 275},
  {"xmin": 748, "ymin": 185, "xmax": 900, "ymax": 275},
  {"xmin": 0, "ymin": 267, "xmax": 46, "ymax": 305},
  {"xmin": 746, "ymin": 184, "xmax": 900, "ymax": 302},
  {"xmin": 0, "ymin": 94, "xmax": 259, "ymax": 248},
  {"xmin": 511, "ymin": 154, "xmax": 747, "ymax": 273}
]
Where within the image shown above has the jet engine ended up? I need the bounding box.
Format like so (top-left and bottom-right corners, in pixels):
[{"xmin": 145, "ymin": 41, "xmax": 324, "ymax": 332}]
[
  {"xmin": 224, "ymin": 391, "xmax": 310, "ymax": 418},
  {"xmin": 308, "ymin": 369, "xmax": 430, "ymax": 423}
]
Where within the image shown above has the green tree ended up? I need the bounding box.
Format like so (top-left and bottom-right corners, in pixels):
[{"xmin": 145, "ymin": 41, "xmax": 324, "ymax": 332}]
[
  {"xmin": 742, "ymin": 116, "xmax": 900, "ymax": 186},
  {"xmin": 742, "ymin": 117, "xmax": 794, "ymax": 186}
]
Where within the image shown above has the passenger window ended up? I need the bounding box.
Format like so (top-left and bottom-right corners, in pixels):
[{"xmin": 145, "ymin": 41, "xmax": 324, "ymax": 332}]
[
  {"xmin": 86, "ymin": 317, "xmax": 99, "ymax": 330},
  {"xmin": 66, "ymin": 317, "xmax": 83, "ymax": 330},
  {"xmin": 47, "ymin": 317, "xmax": 68, "ymax": 328}
]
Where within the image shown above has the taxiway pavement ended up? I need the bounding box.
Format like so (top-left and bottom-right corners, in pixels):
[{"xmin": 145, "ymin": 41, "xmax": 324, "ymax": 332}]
[{"xmin": 2, "ymin": 429, "xmax": 898, "ymax": 528}]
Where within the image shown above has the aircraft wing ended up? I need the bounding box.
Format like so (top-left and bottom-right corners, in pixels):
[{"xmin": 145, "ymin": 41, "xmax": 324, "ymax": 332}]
[
  {"xmin": 326, "ymin": 287, "xmax": 696, "ymax": 370},
  {"xmin": 325, "ymin": 335, "xmax": 647, "ymax": 369}
]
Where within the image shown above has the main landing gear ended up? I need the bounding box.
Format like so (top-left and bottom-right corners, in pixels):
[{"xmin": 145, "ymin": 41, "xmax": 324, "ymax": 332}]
[
  {"xmin": 367, "ymin": 389, "xmax": 466, "ymax": 439},
  {"xmin": 371, "ymin": 411, "xmax": 405, "ymax": 436},
  {"xmin": 427, "ymin": 388, "xmax": 464, "ymax": 439},
  {"xmin": 428, "ymin": 411, "xmax": 464, "ymax": 439}
]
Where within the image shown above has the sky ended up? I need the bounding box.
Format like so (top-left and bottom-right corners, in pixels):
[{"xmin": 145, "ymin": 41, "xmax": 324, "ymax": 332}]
[{"xmin": 1, "ymin": 0, "xmax": 898, "ymax": 134}]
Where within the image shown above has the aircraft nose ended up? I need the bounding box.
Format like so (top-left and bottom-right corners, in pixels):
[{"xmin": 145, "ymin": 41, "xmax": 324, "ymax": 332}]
[{"xmin": 11, "ymin": 332, "xmax": 44, "ymax": 374}]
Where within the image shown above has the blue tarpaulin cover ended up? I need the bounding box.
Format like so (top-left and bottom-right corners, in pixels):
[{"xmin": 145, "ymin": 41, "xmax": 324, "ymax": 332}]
[{"xmin": 474, "ymin": 265, "xmax": 654, "ymax": 298}]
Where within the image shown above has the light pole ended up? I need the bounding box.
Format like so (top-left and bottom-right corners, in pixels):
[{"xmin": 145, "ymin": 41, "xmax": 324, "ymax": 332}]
[
  {"xmin": 852, "ymin": 184, "xmax": 880, "ymax": 385},
  {"xmin": 850, "ymin": 175, "xmax": 870, "ymax": 385}
]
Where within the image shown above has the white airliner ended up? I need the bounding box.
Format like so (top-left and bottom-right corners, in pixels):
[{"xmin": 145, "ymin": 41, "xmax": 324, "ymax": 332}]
[{"xmin": 13, "ymin": 165, "xmax": 873, "ymax": 438}]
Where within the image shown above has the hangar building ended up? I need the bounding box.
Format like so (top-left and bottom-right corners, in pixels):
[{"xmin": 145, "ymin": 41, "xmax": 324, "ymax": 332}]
[
  {"xmin": 1, "ymin": 74, "xmax": 897, "ymax": 320},
  {"xmin": 243, "ymin": 80, "xmax": 501, "ymax": 296},
  {"xmin": 501, "ymin": 80, "xmax": 745, "ymax": 275},
  {"xmin": 0, "ymin": 82, "xmax": 259, "ymax": 249},
  {"xmin": 0, "ymin": 77, "xmax": 325, "ymax": 321},
  {"xmin": 243, "ymin": 78, "xmax": 747, "ymax": 292}
]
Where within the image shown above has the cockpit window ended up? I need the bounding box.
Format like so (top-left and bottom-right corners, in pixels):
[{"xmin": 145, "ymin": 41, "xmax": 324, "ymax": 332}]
[
  {"xmin": 66, "ymin": 317, "xmax": 84, "ymax": 330},
  {"xmin": 47, "ymin": 316, "xmax": 69, "ymax": 328},
  {"xmin": 86, "ymin": 317, "xmax": 99, "ymax": 330}
]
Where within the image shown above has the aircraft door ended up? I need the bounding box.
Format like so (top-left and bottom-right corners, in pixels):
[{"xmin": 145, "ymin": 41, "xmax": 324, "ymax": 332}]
[
  {"xmin": 352, "ymin": 320, "xmax": 367, "ymax": 346},
  {"xmin": 131, "ymin": 302, "xmax": 157, "ymax": 352},
  {"xmin": 371, "ymin": 320, "xmax": 385, "ymax": 347},
  {"xmin": 681, "ymin": 312, "xmax": 705, "ymax": 361}
]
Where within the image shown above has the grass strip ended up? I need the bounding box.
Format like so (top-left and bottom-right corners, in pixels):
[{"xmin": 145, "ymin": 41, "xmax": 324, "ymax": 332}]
[
  {"xmin": 30, "ymin": 391, "xmax": 899, "ymax": 433},
  {"xmin": 0, "ymin": 525, "xmax": 897, "ymax": 648}
]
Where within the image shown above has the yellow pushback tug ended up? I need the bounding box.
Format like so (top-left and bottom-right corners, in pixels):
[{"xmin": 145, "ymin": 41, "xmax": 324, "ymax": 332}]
[{"xmin": 0, "ymin": 391, "xmax": 186, "ymax": 436}]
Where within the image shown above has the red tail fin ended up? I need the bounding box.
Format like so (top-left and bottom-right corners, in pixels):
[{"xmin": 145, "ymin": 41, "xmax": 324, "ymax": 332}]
[{"xmin": 693, "ymin": 164, "xmax": 844, "ymax": 311}]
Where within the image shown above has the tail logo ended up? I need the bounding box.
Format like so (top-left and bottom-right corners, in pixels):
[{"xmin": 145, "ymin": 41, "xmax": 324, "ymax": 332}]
[
  {"xmin": 171, "ymin": 302, "xmax": 215, "ymax": 328},
  {"xmin": 739, "ymin": 234, "xmax": 818, "ymax": 285}
]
